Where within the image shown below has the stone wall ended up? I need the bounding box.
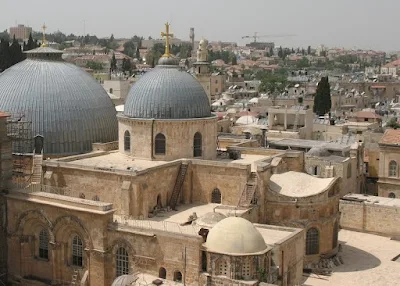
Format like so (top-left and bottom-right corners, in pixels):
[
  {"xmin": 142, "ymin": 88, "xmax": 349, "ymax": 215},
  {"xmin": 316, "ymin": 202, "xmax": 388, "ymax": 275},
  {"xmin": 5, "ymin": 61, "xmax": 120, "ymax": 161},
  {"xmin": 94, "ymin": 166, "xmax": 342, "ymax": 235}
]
[
  {"xmin": 118, "ymin": 116, "xmax": 217, "ymax": 161},
  {"xmin": 340, "ymin": 198, "xmax": 400, "ymax": 237}
]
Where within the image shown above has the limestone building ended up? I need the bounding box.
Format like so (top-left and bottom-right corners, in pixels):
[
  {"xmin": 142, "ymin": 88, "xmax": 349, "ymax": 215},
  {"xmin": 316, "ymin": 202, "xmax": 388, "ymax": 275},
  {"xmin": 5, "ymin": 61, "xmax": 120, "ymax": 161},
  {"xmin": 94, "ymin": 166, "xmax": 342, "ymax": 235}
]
[
  {"xmin": 1, "ymin": 24, "xmax": 345, "ymax": 286},
  {"xmin": 193, "ymin": 39, "xmax": 212, "ymax": 103},
  {"xmin": 377, "ymin": 129, "xmax": 400, "ymax": 198}
]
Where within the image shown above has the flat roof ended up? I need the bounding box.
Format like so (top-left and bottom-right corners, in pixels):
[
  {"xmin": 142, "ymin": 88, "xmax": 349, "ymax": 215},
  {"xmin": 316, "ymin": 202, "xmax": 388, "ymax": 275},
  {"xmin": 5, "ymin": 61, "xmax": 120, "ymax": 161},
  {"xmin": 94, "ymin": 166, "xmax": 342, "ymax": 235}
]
[
  {"xmin": 114, "ymin": 203, "xmax": 300, "ymax": 245},
  {"xmin": 49, "ymin": 151, "xmax": 168, "ymax": 172},
  {"xmin": 342, "ymin": 193, "xmax": 400, "ymax": 208},
  {"xmin": 304, "ymin": 229, "xmax": 400, "ymax": 285},
  {"xmin": 270, "ymin": 171, "xmax": 336, "ymax": 197},
  {"xmin": 269, "ymin": 138, "xmax": 351, "ymax": 151}
]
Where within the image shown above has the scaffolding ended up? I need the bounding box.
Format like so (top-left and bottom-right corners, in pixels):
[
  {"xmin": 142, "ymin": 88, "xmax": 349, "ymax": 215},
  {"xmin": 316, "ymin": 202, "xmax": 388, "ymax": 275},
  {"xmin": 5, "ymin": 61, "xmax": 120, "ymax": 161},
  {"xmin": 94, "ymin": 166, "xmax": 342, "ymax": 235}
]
[{"xmin": 6, "ymin": 113, "xmax": 33, "ymax": 189}]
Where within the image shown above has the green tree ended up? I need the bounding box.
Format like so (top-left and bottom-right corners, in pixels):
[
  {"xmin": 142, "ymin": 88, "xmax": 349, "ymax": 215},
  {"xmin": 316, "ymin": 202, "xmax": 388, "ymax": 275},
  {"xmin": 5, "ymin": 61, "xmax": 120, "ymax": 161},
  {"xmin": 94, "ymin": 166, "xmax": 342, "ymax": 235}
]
[
  {"xmin": 110, "ymin": 53, "xmax": 117, "ymax": 71},
  {"xmin": 307, "ymin": 46, "xmax": 311, "ymax": 55},
  {"xmin": 386, "ymin": 117, "xmax": 400, "ymax": 129},
  {"xmin": 278, "ymin": 46, "xmax": 283, "ymax": 59},
  {"xmin": 86, "ymin": 61, "xmax": 104, "ymax": 71},
  {"xmin": 122, "ymin": 58, "xmax": 133, "ymax": 75},
  {"xmin": 0, "ymin": 30, "xmax": 10, "ymax": 41},
  {"xmin": 122, "ymin": 40, "xmax": 136, "ymax": 58},
  {"xmin": 24, "ymin": 33, "xmax": 37, "ymax": 51},
  {"xmin": 313, "ymin": 77, "xmax": 331, "ymax": 116},
  {"xmin": 9, "ymin": 35, "xmax": 24, "ymax": 66},
  {"xmin": 269, "ymin": 47, "xmax": 274, "ymax": 56},
  {"xmin": 231, "ymin": 55, "xmax": 237, "ymax": 65},
  {"xmin": 259, "ymin": 74, "xmax": 287, "ymax": 96},
  {"xmin": 296, "ymin": 57, "xmax": 310, "ymax": 69},
  {"xmin": 135, "ymin": 47, "xmax": 141, "ymax": 62},
  {"xmin": 0, "ymin": 39, "xmax": 11, "ymax": 71}
]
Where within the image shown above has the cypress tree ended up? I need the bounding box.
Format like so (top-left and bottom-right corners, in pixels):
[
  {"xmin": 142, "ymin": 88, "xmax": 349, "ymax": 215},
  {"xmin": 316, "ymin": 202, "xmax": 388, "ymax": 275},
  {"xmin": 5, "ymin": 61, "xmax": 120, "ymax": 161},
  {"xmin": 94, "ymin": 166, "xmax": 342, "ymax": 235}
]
[
  {"xmin": 0, "ymin": 39, "xmax": 11, "ymax": 71},
  {"xmin": 10, "ymin": 35, "xmax": 24, "ymax": 66},
  {"xmin": 110, "ymin": 53, "xmax": 117, "ymax": 71},
  {"xmin": 313, "ymin": 77, "xmax": 331, "ymax": 116}
]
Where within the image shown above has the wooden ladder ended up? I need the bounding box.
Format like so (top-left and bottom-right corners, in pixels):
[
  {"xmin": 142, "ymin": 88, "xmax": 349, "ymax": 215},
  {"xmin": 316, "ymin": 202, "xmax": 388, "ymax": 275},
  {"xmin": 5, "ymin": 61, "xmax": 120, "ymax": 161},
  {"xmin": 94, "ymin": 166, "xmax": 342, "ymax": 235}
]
[
  {"xmin": 238, "ymin": 172, "xmax": 257, "ymax": 207},
  {"xmin": 169, "ymin": 163, "xmax": 189, "ymax": 210}
]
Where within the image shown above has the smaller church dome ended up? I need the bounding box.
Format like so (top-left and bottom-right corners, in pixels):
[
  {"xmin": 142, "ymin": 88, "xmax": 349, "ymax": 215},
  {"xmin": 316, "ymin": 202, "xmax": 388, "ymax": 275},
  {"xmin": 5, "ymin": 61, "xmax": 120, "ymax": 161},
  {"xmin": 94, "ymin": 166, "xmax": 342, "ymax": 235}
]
[
  {"xmin": 307, "ymin": 146, "xmax": 330, "ymax": 157},
  {"xmin": 204, "ymin": 217, "xmax": 267, "ymax": 255},
  {"xmin": 194, "ymin": 212, "xmax": 226, "ymax": 228},
  {"xmin": 111, "ymin": 275, "xmax": 137, "ymax": 286}
]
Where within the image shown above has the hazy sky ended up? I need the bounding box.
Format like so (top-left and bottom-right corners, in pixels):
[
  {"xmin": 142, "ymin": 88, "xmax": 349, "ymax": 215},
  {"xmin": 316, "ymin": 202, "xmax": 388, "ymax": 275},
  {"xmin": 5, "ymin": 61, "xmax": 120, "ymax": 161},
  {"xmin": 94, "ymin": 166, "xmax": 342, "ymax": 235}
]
[{"xmin": 2, "ymin": 0, "xmax": 399, "ymax": 51}]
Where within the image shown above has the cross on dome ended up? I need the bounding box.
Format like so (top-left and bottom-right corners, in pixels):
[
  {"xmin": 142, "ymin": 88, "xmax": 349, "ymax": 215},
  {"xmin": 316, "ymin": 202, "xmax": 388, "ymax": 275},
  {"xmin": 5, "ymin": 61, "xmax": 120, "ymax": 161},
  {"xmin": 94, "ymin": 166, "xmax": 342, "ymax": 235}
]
[
  {"xmin": 41, "ymin": 23, "xmax": 48, "ymax": 47},
  {"xmin": 160, "ymin": 22, "xmax": 173, "ymax": 58}
]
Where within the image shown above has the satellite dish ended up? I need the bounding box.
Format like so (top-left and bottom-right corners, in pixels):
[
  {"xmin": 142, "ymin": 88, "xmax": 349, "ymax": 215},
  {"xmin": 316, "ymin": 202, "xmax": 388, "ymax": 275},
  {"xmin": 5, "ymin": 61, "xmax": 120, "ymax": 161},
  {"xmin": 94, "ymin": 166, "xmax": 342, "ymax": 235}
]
[{"xmin": 294, "ymin": 84, "xmax": 300, "ymax": 88}]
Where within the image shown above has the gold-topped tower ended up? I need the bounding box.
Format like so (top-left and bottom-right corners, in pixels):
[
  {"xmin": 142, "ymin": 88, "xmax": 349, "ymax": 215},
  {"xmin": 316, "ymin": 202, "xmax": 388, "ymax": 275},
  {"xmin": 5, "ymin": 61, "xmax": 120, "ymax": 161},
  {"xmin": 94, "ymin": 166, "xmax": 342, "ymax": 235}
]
[
  {"xmin": 160, "ymin": 22, "xmax": 173, "ymax": 58},
  {"xmin": 41, "ymin": 24, "xmax": 48, "ymax": 47}
]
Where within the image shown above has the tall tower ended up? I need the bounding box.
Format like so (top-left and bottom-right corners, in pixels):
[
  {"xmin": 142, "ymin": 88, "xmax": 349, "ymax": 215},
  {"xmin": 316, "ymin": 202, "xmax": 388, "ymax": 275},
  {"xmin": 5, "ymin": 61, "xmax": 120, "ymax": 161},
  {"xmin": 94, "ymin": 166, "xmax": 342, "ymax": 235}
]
[
  {"xmin": 193, "ymin": 39, "xmax": 211, "ymax": 103},
  {"xmin": 190, "ymin": 28, "xmax": 195, "ymax": 51}
]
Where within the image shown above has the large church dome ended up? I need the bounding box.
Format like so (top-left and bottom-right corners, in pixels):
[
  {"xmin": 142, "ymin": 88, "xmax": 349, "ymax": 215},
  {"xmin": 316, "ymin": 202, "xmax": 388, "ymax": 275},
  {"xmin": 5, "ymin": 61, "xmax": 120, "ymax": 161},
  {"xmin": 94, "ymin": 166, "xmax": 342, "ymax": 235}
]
[
  {"xmin": 0, "ymin": 47, "xmax": 118, "ymax": 155},
  {"xmin": 124, "ymin": 62, "xmax": 211, "ymax": 119}
]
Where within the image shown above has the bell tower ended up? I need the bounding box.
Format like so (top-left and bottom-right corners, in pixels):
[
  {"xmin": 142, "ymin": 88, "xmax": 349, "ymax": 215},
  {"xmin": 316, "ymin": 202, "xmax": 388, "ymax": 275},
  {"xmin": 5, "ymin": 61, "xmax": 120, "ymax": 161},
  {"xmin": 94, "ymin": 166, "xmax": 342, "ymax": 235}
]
[{"xmin": 193, "ymin": 39, "xmax": 211, "ymax": 103}]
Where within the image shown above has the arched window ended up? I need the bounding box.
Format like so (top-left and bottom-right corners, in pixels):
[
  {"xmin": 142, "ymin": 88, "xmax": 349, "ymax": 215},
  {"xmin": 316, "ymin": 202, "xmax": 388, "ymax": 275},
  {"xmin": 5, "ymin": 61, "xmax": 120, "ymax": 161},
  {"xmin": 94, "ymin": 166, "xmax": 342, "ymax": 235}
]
[
  {"xmin": 173, "ymin": 271, "xmax": 183, "ymax": 282},
  {"xmin": 157, "ymin": 194, "xmax": 162, "ymax": 208},
  {"xmin": 347, "ymin": 164, "xmax": 352, "ymax": 178},
  {"xmin": 389, "ymin": 192, "xmax": 396, "ymax": 198},
  {"xmin": 159, "ymin": 267, "xmax": 166, "ymax": 279},
  {"xmin": 155, "ymin": 133, "xmax": 166, "ymax": 155},
  {"xmin": 72, "ymin": 235, "xmax": 83, "ymax": 267},
  {"xmin": 211, "ymin": 188, "xmax": 221, "ymax": 204},
  {"xmin": 193, "ymin": 132, "xmax": 202, "ymax": 157},
  {"xmin": 124, "ymin": 130, "xmax": 131, "ymax": 152},
  {"xmin": 313, "ymin": 166, "xmax": 321, "ymax": 176},
  {"xmin": 79, "ymin": 193, "xmax": 85, "ymax": 199},
  {"xmin": 39, "ymin": 229, "xmax": 49, "ymax": 259},
  {"xmin": 332, "ymin": 221, "xmax": 339, "ymax": 248},
  {"xmin": 389, "ymin": 161, "xmax": 397, "ymax": 177},
  {"xmin": 306, "ymin": 227, "xmax": 319, "ymax": 255},
  {"xmin": 116, "ymin": 247, "xmax": 129, "ymax": 276}
]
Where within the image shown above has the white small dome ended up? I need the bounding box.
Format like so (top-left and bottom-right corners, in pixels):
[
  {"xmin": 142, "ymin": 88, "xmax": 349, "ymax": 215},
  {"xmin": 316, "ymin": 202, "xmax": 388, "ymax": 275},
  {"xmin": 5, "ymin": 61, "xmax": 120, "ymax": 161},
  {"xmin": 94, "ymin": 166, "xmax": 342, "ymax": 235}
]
[
  {"xmin": 204, "ymin": 217, "xmax": 267, "ymax": 255},
  {"xmin": 111, "ymin": 275, "xmax": 136, "ymax": 286}
]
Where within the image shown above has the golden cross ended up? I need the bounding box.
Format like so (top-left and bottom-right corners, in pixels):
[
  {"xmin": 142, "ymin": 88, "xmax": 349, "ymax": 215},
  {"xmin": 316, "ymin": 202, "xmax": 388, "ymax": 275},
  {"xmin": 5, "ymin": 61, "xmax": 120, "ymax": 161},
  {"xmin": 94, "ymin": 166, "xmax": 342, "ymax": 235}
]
[
  {"xmin": 160, "ymin": 22, "xmax": 173, "ymax": 57},
  {"xmin": 41, "ymin": 23, "xmax": 47, "ymax": 47}
]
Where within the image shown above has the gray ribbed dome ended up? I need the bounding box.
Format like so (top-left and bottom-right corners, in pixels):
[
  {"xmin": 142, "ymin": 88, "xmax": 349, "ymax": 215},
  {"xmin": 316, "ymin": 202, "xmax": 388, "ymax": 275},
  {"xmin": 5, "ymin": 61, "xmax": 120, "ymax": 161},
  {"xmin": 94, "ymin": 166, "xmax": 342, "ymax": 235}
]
[
  {"xmin": 111, "ymin": 275, "xmax": 137, "ymax": 286},
  {"xmin": 124, "ymin": 65, "xmax": 211, "ymax": 119},
  {"xmin": 0, "ymin": 48, "xmax": 118, "ymax": 155},
  {"xmin": 307, "ymin": 146, "xmax": 330, "ymax": 157}
]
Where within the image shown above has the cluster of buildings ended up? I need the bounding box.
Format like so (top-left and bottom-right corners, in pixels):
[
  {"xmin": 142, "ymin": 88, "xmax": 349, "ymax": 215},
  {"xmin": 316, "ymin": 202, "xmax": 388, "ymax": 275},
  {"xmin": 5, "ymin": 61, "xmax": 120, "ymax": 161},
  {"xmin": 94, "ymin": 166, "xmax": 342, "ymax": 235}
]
[{"xmin": 0, "ymin": 23, "xmax": 399, "ymax": 286}]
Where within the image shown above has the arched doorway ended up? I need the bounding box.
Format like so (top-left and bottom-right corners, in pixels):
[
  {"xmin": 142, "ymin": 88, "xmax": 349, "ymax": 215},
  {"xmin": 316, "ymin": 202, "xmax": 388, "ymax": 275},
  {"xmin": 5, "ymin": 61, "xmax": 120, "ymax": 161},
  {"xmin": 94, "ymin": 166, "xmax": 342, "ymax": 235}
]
[
  {"xmin": 157, "ymin": 194, "xmax": 162, "ymax": 208},
  {"xmin": 34, "ymin": 135, "xmax": 44, "ymax": 153},
  {"xmin": 159, "ymin": 267, "xmax": 166, "ymax": 279},
  {"xmin": 211, "ymin": 188, "xmax": 221, "ymax": 204},
  {"xmin": 173, "ymin": 271, "xmax": 182, "ymax": 282}
]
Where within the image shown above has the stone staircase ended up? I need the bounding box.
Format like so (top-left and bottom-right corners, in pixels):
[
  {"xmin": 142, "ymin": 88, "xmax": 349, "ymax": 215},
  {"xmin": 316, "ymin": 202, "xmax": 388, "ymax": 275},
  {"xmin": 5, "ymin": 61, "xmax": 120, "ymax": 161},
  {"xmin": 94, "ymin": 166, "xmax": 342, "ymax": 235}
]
[
  {"xmin": 169, "ymin": 163, "xmax": 189, "ymax": 210},
  {"xmin": 31, "ymin": 152, "xmax": 43, "ymax": 185},
  {"xmin": 71, "ymin": 269, "xmax": 79, "ymax": 285},
  {"xmin": 238, "ymin": 172, "xmax": 257, "ymax": 207}
]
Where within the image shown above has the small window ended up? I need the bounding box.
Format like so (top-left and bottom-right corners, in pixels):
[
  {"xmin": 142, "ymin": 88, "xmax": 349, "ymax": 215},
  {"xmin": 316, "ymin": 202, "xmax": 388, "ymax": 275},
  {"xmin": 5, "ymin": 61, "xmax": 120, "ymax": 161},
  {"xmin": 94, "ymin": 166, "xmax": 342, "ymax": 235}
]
[
  {"xmin": 241, "ymin": 260, "xmax": 251, "ymax": 279},
  {"xmin": 218, "ymin": 259, "xmax": 228, "ymax": 276},
  {"xmin": 124, "ymin": 131, "xmax": 131, "ymax": 152},
  {"xmin": 109, "ymin": 88, "xmax": 113, "ymax": 94},
  {"xmin": 193, "ymin": 132, "xmax": 202, "ymax": 157},
  {"xmin": 79, "ymin": 193, "xmax": 85, "ymax": 199},
  {"xmin": 155, "ymin": 133, "xmax": 166, "ymax": 155},
  {"xmin": 173, "ymin": 271, "xmax": 183, "ymax": 282},
  {"xmin": 72, "ymin": 235, "xmax": 83, "ymax": 267},
  {"xmin": 389, "ymin": 192, "xmax": 396, "ymax": 199},
  {"xmin": 347, "ymin": 164, "xmax": 352, "ymax": 179},
  {"xmin": 39, "ymin": 229, "xmax": 49, "ymax": 260},
  {"xmin": 116, "ymin": 247, "xmax": 129, "ymax": 276},
  {"xmin": 211, "ymin": 188, "xmax": 221, "ymax": 204},
  {"xmin": 306, "ymin": 227, "xmax": 319, "ymax": 255},
  {"xmin": 92, "ymin": 195, "xmax": 100, "ymax": 201},
  {"xmin": 389, "ymin": 161, "xmax": 397, "ymax": 177}
]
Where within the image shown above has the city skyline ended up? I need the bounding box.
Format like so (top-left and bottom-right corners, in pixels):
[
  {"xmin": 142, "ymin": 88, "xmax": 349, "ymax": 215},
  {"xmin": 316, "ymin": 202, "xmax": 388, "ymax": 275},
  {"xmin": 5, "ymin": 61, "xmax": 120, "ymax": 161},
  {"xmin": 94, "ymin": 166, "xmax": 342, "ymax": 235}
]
[{"xmin": 1, "ymin": 0, "xmax": 399, "ymax": 51}]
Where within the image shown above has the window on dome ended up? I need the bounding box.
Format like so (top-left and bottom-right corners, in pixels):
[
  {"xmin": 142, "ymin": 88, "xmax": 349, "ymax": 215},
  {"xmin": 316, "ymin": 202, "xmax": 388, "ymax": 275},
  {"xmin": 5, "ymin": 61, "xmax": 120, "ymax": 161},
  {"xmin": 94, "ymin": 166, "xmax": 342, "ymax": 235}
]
[
  {"xmin": 116, "ymin": 247, "xmax": 129, "ymax": 276},
  {"xmin": 72, "ymin": 235, "xmax": 83, "ymax": 267},
  {"xmin": 193, "ymin": 132, "xmax": 202, "ymax": 157},
  {"xmin": 124, "ymin": 131, "xmax": 131, "ymax": 152},
  {"xmin": 155, "ymin": 133, "xmax": 166, "ymax": 155},
  {"xmin": 217, "ymin": 259, "xmax": 229, "ymax": 276},
  {"xmin": 39, "ymin": 229, "xmax": 49, "ymax": 260},
  {"xmin": 241, "ymin": 260, "xmax": 251, "ymax": 280},
  {"xmin": 306, "ymin": 227, "xmax": 319, "ymax": 255}
]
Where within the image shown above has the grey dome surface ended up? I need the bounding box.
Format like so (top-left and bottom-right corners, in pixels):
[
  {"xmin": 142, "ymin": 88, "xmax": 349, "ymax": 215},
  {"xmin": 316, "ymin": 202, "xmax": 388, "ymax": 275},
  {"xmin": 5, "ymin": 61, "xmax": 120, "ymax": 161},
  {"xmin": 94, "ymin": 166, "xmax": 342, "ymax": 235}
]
[
  {"xmin": 194, "ymin": 212, "xmax": 227, "ymax": 228},
  {"xmin": 0, "ymin": 54, "xmax": 118, "ymax": 155},
  {"xmin": 124, "ymin": 65, "xmax": 211, "ymax": 119},
  {"xmin": 307, "ymin": 146, "xmax": 330, "ymax": 157}
]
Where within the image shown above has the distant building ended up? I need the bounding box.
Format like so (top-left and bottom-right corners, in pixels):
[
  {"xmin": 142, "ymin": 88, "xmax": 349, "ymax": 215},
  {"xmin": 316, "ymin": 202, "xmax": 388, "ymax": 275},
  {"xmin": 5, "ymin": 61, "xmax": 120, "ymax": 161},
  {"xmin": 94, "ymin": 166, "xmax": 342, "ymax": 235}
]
[{"xmin": 9, "ymin": 24, "xmax": 32, "ymax": 40}]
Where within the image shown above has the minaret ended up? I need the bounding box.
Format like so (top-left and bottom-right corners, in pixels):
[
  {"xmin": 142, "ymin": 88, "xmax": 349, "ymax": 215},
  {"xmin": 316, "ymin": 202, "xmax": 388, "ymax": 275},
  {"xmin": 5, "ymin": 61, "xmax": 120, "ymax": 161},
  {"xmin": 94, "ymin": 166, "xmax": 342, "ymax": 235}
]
[{"xmin": 193, "ymin": 38, "xmax": 211, "ymax": 103}]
